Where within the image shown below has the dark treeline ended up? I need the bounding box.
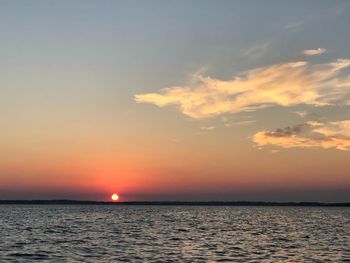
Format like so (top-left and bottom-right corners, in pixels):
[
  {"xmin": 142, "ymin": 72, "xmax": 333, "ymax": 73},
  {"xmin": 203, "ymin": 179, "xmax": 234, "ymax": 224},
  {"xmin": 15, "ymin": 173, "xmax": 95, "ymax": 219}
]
[{"xmin": 0, "ymin": 200, "xmax": 349, "ymax": 206}]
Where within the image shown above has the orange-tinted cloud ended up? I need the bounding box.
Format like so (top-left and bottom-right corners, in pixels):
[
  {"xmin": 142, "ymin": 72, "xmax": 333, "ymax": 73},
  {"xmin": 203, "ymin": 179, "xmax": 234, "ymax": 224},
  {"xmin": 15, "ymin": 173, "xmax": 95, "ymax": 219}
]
[
  {"xmin": 303, "ymin": 48, "xmax": 326, "ymax": 56},
  {"xmin": 253, "ymin": 120, "xmax": 350, "ymax": 151},
  {"xmin": 135, "ymin": 55, "xmax": 350, "ymax": 119}
]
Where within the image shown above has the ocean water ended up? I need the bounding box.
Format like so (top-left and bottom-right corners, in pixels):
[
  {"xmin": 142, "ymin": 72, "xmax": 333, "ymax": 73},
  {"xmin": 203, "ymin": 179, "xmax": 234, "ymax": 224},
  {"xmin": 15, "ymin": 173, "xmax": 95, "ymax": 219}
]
[{"xmin": 0, "ymin": 205, "xmax": 349, "ymax": 262}]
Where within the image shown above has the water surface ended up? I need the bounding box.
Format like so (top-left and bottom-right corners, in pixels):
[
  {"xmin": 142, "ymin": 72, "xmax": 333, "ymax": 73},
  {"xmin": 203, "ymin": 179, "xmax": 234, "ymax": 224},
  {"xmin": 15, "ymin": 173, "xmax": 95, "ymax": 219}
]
[{"xmin": 1, "ymin": 205, "xmax": 349, "ymax": 262}]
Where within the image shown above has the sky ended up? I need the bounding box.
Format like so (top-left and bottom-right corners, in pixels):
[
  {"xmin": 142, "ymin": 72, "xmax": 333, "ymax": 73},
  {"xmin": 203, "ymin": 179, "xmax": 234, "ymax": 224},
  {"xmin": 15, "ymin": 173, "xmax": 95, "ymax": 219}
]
[{"xmin": 1, "ymin": 0, "xmax": 350, "ymax": 202}]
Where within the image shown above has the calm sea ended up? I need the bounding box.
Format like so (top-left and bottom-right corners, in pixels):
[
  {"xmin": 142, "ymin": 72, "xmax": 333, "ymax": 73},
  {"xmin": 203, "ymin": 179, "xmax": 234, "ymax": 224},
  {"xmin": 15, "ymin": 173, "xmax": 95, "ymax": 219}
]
[{"xmin": 0, "ymin": 205, "xmax": 349, "ymax": 262}]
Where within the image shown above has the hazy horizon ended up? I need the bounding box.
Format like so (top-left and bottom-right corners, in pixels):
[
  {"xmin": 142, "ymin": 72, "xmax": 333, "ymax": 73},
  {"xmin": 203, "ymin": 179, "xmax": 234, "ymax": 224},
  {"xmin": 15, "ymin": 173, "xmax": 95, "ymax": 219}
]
[{"xmin": 1, "ymin": 187, "xmax": 349, "ymax": 203}]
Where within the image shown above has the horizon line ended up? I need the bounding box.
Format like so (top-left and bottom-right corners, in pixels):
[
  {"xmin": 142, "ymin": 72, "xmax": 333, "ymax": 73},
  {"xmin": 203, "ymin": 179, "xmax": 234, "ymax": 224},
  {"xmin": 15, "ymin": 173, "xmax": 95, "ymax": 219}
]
[{"xmin": 0, "ymin": 200, "xmax": 349, "ymax": 207}]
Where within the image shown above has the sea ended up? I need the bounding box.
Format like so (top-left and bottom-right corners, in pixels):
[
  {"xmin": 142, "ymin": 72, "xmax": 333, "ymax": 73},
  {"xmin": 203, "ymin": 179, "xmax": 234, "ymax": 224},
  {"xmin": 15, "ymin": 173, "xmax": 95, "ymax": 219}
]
[{"xmin": 0, "ymin": 205, "xmax": 349, "ymax": 262}]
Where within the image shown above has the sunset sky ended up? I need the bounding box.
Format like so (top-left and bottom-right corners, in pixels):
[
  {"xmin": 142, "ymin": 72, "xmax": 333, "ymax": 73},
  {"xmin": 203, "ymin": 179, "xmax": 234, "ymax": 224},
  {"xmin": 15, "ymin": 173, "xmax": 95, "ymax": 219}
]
[{"xmin": 1, "ymin": 1, "xmax": 350, "ymax": 202}]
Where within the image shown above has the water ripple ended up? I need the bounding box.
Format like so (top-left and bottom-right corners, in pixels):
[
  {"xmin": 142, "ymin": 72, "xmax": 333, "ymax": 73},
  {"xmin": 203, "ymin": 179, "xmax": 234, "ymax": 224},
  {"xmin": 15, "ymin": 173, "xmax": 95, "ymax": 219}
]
[{"xmin": 0, "ymin": 205, "xmax": 349, "ymax": 262}]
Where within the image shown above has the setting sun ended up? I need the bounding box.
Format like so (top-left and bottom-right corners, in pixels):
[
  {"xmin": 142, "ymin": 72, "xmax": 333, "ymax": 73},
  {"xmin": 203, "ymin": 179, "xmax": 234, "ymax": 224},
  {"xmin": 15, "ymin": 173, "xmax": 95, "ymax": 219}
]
[{"xmin": 111, "ymin": 194, "xmax": 119, "ymax": 201}]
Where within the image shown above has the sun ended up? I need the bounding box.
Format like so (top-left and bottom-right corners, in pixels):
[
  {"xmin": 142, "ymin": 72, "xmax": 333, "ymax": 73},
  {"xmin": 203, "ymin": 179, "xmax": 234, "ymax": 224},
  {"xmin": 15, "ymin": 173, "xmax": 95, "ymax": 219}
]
[{"xmin": 111, "ymin": 194, "xmax": 119, "ymax": 201}]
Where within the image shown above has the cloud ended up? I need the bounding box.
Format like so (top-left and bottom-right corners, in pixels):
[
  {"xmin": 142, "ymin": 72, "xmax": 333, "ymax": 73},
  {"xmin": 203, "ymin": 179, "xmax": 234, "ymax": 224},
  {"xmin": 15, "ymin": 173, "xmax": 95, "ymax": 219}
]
[
  {"xmin": 253, "ymin": 120, "xmax": 350, "ymax": 151},
  {"xmin": 221, "ymin": 115, "xmax": 256, "ymax": 127},
  {"xmin": 303, "ymin": 48, "xmax": 326, "ymax": 56},
  {"xmin": 262, "ymin": 123, "xmax": 310, "ymax": 137},
  {"xmin": 200, "ymin": 126, "xmax": 216, "ymax": 131},
  {"xmin": 224, "ymin": 120, "xmax": 257, "ymax": 127},
  {"xmin": 135, "ymin": 55, "xmax": 350, "ymax": 119},
  {"xmin": 242, "ymin": 40, "xmax": 272, "ymax": 60},
  {"xmin": 295, "ymin": 111, "xmax": 309, "ymax": 118},
  {"xmin": 295, "ymin": 111, "xmax": 321, "ymax": 119},
  {"xmin": 285, "ymin": 20, "xmax": 304, "ymax": 29}
]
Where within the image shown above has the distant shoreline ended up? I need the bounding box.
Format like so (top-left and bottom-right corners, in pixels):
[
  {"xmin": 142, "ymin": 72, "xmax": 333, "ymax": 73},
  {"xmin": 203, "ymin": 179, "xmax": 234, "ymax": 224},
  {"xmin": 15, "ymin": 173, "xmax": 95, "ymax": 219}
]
[{"xmin": 0, "ymin": 200, "xmax": 349, "ymax": 206}]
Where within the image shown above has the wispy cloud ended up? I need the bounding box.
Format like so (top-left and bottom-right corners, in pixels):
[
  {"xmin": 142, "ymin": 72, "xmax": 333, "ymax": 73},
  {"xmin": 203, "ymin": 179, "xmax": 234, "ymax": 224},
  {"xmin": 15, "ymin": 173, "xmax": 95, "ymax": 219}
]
[
  {"xmin": 295, "ymin": 111, "xmax": 309, "ymax": 118},
  {"xmin": 135, "ymin": 54, "xmax": 350, "ymax": 119},
  {"xmin": 303, "ymin": 48, "xmax": 326, "ymax": 56},
  {"xmin": 224, "ymin": 120, "xmax": 257, "ymax": 127},
  {"xmin": 242, "ymin": 40, "xmax": 272, "ymax": 60},
  {"xmin": 253, "ymin": 120, "xmax": 350, "ymax": 151},
  {"xmin": 199, "ymin": 126, "xmax": 216, "ymax": 131},
  {"xmin": 221, "ymin": 115, "xmax": 256, "ymax": 127},
  {"xmin": 284, "ymin": 20, "xmax": 304, "ymax": 30},
  {"xmin": 294, "ymin": 111, "xmax": 320, "ymax": 119}
]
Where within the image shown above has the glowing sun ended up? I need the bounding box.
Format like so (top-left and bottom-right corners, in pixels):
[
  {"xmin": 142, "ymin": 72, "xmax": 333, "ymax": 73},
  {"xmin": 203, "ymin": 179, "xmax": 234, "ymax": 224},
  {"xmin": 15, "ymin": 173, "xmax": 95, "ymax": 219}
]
[{"xmin": 111, "ymin": 194, "xmax": 119, "ymax": 201}]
